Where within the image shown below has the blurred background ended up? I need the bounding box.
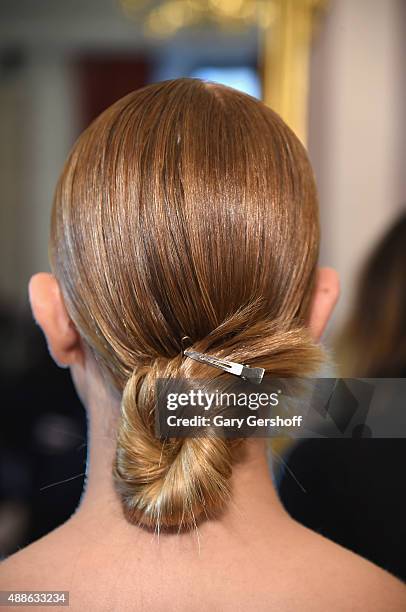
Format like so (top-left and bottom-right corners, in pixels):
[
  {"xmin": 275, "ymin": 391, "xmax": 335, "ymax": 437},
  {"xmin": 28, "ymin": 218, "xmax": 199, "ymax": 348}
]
[{"xmin": 0, "ymin": 0, "xmax": 405, "ymax": 579}]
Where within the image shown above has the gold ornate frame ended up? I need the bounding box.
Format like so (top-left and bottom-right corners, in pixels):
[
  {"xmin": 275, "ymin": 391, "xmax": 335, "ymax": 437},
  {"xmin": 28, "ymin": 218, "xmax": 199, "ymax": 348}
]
[{"xmin": 259, "ymin": 0, "xmax": 328, "ymax": 144}]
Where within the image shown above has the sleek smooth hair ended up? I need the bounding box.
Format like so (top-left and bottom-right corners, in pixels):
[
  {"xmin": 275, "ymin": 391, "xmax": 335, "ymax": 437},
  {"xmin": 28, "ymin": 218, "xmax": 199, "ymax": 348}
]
[
  {"xmin": 49, "ymin": 78, "xmax": 323, "ymax": 530},
  {"xmin": 335, "ymin": 211, "xmax": 406, "ymax": 377}
]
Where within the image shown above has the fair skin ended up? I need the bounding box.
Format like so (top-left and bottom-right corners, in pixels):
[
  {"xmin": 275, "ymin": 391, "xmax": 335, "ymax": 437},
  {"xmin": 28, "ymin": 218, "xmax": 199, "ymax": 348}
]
[{"xmin": 1, "ymin": 268, "xmax": 405, "ymax": 611}]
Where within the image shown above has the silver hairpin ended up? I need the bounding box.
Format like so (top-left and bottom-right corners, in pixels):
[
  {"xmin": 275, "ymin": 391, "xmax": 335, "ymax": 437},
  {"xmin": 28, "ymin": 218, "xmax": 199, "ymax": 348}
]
[{"xmin": 183, "ymin": 348, "xmax": 265, "ymax": 385}]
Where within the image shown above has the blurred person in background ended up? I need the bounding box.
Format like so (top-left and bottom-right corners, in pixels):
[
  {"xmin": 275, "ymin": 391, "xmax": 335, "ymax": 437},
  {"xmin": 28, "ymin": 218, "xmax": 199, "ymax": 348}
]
[
  {"xmin": 336, "ymin": 211, "xmax": 406, "ymax": 378},
  {"xmin": 279, "ymin": 211, "xmax": 406, "ymax": 582}
]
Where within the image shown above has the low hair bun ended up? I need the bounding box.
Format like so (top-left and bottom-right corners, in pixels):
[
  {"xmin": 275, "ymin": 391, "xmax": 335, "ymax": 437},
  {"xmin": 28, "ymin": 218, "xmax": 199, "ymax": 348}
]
[
  {"xmin": 113, "ymin": 314, "xmax": 323, "ymax": 531},
  {"xmin": 113, "ymin": 356, "xmax": 235, "ymax": 530}
]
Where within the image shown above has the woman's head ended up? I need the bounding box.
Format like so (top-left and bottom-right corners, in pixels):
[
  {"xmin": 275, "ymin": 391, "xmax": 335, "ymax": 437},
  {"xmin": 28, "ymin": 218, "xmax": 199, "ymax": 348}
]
[{"xmin": 29, "ymin": 78, "xmax": 339, "ymax": 530}]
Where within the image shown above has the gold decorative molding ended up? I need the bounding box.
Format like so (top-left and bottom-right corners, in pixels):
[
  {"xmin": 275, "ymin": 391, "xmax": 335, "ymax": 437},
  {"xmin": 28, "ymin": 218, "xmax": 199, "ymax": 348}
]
[
  {"xmin": 259, "ymin": 0, "xmax": 328, "ymax": 145},
  {"xmin": 119, "ymin": 0, "xmax": 278, "ymax": 36}
]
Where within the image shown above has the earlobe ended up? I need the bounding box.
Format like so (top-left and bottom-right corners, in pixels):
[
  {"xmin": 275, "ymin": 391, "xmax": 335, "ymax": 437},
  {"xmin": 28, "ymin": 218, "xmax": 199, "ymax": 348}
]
[
  {"xmin": 308, "ymin": 267, "xmax": 340, "ymax": 341},
  {"xmin": 28, "ymin": 273, "xmax": 83, "ymax": 367}
]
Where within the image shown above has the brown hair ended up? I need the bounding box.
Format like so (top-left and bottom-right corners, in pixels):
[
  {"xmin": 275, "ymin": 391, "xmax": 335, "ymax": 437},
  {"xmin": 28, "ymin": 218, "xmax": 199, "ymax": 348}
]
[
  {"xmin": 335, "ymin": 211, "xmax": 406, "ymax": 377},
  {"xmin": 49, "ymin": 78, "xmax": 323, "ymax": 530}
]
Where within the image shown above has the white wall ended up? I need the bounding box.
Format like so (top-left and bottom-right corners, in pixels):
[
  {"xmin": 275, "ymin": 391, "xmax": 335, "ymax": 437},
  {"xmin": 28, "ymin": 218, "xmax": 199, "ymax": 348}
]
[
  {"xmin": 0, "ymin": 52, "xmax": 78, "ymax": 303},
  {"xmin": 0, "ymin": 69, "xmax": 25, "ymax": 302},
  {"xmin": 309, "ymin": 0, "xmax": 406, "ymax": 335}
]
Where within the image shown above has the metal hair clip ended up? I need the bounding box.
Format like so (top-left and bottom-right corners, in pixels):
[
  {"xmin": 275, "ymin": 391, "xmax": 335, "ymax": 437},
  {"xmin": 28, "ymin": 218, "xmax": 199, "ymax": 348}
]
[{"xmin": 183, "ymin": 348, "xmax": 265, "ymax": 385}]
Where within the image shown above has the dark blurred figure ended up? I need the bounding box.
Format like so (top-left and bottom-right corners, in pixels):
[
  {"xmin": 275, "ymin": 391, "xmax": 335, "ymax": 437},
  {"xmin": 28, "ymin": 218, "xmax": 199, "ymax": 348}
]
[
  {"xmin": 336, "ymin": 211, "xmax": 406, "ymax": 378},
  {"xmin": 279, "ymin": 211, "xmax": 406, "ymax": 581},
  {"xmin": 0, "ymin": 302, "xmax": 86, "ymax": 559}
]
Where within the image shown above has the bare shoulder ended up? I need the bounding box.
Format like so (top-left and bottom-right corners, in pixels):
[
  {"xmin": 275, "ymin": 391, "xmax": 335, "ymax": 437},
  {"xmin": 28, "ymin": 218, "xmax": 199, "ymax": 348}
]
[
  {"xmin": 1, "ymin": 516, "xmax": 405, "ymax": 612},
  {"xmin": 0, "ymin": 522, "xmax": 79, "ymax": 590},
  {"xmin": 281, "ymin": 521, "xmax": 406, "ymax": 611}
]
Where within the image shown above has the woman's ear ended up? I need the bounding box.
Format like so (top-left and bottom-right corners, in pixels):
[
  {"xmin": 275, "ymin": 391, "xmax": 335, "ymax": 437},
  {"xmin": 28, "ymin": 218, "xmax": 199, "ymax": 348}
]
[
  {"xmin": 308, "ymin": 267, "xmax": 340, "ymax": 341},
  {"xmin": 28, "ymin": 273, "xmax": 84, "ymax": 368}
]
